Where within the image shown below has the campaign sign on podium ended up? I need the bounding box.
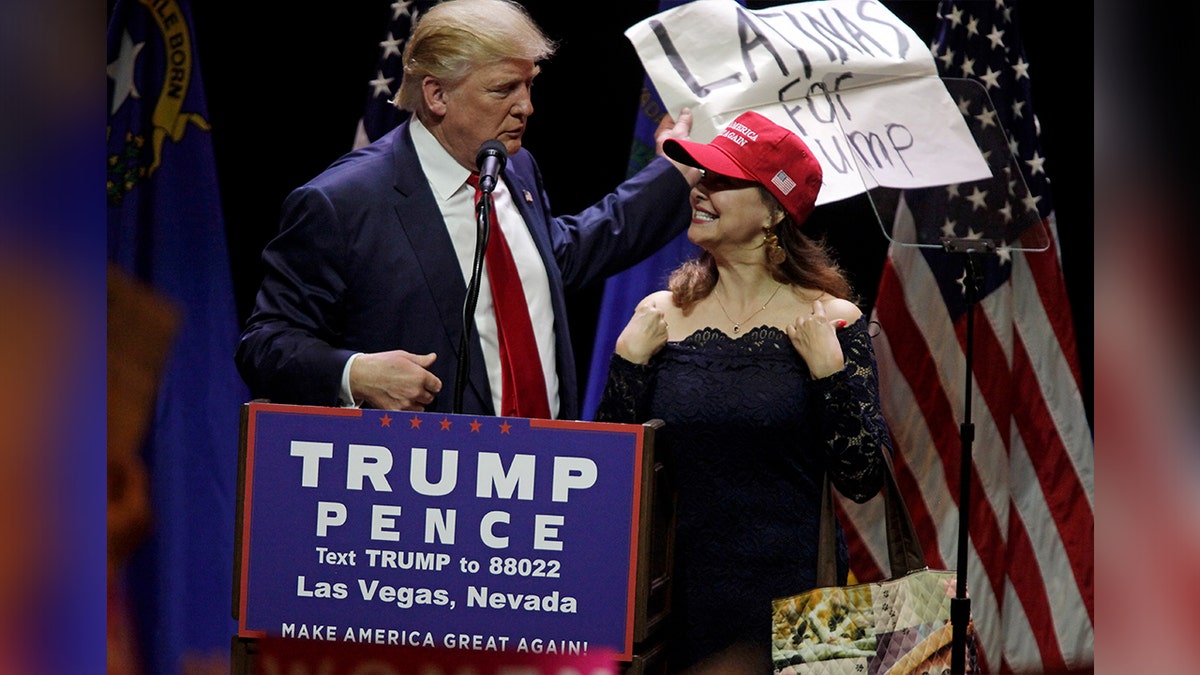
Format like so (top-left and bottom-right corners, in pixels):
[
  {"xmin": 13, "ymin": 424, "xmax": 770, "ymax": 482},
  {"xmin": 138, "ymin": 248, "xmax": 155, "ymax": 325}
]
[{"xmin": 233, "ymin": 402, "xmax": 654, "ymax": 660}]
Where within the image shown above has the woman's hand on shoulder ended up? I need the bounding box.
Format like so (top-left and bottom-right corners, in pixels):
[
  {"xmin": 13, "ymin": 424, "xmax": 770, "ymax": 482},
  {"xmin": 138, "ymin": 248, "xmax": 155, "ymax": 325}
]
[
  {"xmin": 615, "ymin": 291, "xmax": 673, "ymax": 365},
  {"xmin": 786, "ymin": 297, "xmax": 861, "ymax": 379}
]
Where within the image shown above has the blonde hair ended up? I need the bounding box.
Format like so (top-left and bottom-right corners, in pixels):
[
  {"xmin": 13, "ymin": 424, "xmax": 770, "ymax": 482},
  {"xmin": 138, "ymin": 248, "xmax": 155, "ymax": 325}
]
[{"xmin": 394, "ymin": 0, "xmax": 557, "ymax": 114}]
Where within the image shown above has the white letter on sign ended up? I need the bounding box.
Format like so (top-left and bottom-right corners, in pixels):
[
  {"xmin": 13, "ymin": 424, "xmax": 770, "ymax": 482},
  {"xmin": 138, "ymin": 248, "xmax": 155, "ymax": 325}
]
[
  {"xmin": 290, "ymin": 441, "xmax": 333, "ymax": 488},
  {"xmin": 347, "ymin": 444, "xmax": 393, "ymax": 491},
  {"xmin": 315, "ymin": 501, "xmax": 346, "ymax": 536},
  {"xmin": 551, "ymin": 457, "xmax": 597, "ymax": 503}
]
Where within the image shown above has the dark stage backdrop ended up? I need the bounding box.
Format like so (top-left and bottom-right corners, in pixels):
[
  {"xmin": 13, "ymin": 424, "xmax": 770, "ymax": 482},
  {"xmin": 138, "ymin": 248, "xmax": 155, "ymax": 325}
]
[{"xmin": 191, "ymin": 1, "xmax": 1091, "ymax": 424}]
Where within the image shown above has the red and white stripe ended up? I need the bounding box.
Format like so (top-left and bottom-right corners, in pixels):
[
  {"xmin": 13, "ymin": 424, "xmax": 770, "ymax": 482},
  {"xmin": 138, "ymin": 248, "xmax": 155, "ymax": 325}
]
[{"xmin": 841, "ymin": 204, "xmax": 1093, "ymax": 673}]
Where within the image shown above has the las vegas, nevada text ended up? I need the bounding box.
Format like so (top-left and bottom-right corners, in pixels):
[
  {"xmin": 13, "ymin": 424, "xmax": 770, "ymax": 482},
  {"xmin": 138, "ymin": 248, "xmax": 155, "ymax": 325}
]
[{"xmin": 287, "ymin": 547, "xmax": 586, "ymax": 653}]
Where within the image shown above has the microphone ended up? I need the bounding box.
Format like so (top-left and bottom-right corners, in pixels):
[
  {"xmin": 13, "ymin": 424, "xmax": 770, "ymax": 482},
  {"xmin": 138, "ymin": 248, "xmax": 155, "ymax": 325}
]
[{"xmin": 475, "ymin": 140, "xmax": 508, "ymax": 194}]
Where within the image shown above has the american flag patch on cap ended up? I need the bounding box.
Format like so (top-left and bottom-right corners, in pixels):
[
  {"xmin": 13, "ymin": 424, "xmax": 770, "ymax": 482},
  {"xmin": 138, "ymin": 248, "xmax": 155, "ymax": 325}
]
[{"xmin": 771, "ymin": 170, "xmax": 796, "ymax": 195}]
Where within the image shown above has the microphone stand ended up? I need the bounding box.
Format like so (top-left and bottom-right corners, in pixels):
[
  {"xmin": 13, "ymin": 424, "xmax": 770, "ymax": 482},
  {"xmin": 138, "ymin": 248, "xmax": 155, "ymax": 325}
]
[
  {"xmin": 453, "ymin": 191, "xmax": 491, "ymax": 414},
  {"xmin": 453, "ymin": 140, "xmax": 507, "ymax": 414},
  {"xmin": 942, "ymin": 236, "xmax": 991, "ymax": 675}
]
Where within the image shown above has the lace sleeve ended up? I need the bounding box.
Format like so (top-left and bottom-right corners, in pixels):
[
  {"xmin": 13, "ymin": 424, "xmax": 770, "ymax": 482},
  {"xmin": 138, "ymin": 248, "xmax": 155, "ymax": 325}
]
[
  {"xmin": 593, "ymin": 353, "xmax": 655, "ymax": 424},
  {"xmin": 809, "ymin": 318, "xmax": 890, "ymax": 503}
]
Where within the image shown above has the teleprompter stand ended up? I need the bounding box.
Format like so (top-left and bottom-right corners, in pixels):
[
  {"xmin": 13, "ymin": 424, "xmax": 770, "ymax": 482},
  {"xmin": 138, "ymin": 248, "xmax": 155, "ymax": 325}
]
[
  {"xmin": 941, "ymin": 238, "xmax": 986, "ymax": 675},
  {"xmin": 844, "ymin": 77, "xmax": 1050, "ymax": 674}
]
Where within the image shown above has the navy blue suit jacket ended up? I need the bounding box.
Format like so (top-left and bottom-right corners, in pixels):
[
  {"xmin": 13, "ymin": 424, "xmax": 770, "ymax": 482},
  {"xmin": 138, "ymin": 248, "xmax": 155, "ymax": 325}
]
[{"xmin": 235, "ymin": 120, "xmax": 691, "ymax": 419}]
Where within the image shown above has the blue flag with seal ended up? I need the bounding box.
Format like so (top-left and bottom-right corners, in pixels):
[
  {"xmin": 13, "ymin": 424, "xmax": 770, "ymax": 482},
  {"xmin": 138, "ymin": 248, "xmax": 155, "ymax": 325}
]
[{"xmin": 107, "ymin": 1, "xmax": 248, "ymax": 673}]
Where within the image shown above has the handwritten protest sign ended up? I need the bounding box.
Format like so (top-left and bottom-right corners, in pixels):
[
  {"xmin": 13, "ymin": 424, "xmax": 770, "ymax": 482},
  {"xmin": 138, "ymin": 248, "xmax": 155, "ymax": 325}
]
[{"xmin": 626, "ymin": 0, "xmax": 990, "ymax": 204}]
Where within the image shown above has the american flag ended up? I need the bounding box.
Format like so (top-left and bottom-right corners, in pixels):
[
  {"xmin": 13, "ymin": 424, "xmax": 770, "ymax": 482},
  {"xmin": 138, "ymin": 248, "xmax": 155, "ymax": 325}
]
[
  {"xmin": 840, "ymin": 1, "xmax": 1094, "ymax": 673},
  {"xmin": 353, "ymin": 0, "xmax": 442, "ymax": 149},
  {"xmin": 771, "ymin": 169, "xmax": 797, "ymax": 196}
]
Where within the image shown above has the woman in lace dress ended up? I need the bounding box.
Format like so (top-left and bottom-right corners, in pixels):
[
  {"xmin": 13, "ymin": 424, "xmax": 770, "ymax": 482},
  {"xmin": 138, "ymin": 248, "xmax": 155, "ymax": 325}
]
[{"xmin": 594, "ymin": 111, "xmax": 890, "ymax": 674}]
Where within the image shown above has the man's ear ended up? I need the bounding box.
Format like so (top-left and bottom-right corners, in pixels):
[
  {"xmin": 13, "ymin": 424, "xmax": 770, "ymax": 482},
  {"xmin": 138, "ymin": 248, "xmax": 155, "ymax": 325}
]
[{"xmin": 422, "ymin": 75, "xmax": 447, "ymax": 117}]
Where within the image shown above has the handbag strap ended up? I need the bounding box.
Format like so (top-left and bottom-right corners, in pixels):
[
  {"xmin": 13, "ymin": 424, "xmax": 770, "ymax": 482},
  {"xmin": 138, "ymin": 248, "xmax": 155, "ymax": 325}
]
[{"xmin": 816, "ymin": 449, "xmax": 927, "ymax": 586}]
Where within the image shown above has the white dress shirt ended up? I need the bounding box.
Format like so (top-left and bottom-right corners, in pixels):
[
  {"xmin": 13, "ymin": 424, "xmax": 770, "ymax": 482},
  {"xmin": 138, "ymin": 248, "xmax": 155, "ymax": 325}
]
[{"xmin": 342, "ymin": 119, "xmax": 559, "ymax": 417}]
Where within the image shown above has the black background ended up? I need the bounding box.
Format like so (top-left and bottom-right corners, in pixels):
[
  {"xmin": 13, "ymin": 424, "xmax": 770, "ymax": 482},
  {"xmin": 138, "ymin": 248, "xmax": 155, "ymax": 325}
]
[{"xmin": 181, "ymin": 1, "xmax": 1091, "ymax": 424}]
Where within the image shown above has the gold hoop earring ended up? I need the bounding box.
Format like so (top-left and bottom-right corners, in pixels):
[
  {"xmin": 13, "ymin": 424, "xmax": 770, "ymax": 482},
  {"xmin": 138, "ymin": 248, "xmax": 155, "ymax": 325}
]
[{"xmin": 764, "ymin": 231, "xmax": 786, "ymax": 265}]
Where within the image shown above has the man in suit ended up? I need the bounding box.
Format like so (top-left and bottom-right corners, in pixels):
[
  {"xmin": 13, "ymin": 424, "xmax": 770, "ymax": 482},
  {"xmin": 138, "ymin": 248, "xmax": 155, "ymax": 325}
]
[{"xmin": 235, "ymin": 0, "xmax": 695, "ymax": 419}]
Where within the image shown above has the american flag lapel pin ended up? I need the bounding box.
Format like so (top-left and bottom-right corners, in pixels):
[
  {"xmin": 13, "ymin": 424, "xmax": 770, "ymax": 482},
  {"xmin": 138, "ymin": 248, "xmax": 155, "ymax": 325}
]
[{"xmin": 522, "ymin": 189, "xmax": 533, "ymax": 203}]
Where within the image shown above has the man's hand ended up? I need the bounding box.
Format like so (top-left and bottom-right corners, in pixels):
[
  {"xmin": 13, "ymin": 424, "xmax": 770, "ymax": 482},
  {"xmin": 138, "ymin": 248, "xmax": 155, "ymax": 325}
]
[
  {"xmin": 654, "ymin": 107, "xmax": 701, "ymax": 185},
  {"xmin": 350, "ymin": 350, "xmax": 443, "ymax": 411}
]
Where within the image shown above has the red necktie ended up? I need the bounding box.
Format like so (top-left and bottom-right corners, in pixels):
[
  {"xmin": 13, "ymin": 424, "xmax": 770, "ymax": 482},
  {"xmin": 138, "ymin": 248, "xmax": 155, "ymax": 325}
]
[{"xmin": 468, "ymin": 173, "xmax": 551, "ymax": 419}]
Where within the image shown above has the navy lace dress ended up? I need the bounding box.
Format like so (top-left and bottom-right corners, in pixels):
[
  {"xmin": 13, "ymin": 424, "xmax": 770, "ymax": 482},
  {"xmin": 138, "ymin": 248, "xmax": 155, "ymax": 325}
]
[{"xmin": 595, "ymin": 316, "xmax": 889, "ymax": 671}]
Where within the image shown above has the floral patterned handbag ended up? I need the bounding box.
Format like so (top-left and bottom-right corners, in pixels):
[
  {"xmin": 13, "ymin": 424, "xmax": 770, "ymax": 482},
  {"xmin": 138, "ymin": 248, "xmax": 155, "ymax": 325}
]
[{"xmin": 771, "ymin": 452, "xmax": 979, "ymax": 675}]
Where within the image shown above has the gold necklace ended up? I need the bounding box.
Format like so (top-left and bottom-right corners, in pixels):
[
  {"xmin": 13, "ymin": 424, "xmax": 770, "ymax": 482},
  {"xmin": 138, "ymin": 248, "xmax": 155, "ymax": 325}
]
[{"xmin": 713, "ymin": 283, "xmax": 785, "ymax": 334}]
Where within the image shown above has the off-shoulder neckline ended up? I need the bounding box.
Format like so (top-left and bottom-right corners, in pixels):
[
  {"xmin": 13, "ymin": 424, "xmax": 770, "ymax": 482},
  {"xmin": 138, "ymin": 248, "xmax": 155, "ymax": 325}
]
[{"xmin": 668, "ymin": 315, "xmax": 868, "ymax": 346}]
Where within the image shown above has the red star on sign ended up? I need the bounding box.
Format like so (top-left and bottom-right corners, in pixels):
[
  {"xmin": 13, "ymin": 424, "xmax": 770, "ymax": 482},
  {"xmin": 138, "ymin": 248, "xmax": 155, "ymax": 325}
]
[
  {"xmin": 439, "ymin": 417, "xmax": 452, "ymax": 430},
  {"xmin": 499, "ymin": 421, "xmax": 512, "ymax": 434},
  {"xmin": 379, "ymin": 414, "xmax": 392, "ymax": 428},
  {"xmin": 469, "ymin": 419, "xmax": 482, "ymax": 433},
  {"xmin": 409, "ymin": 416, "xmax": 422, "ymax": 429}
]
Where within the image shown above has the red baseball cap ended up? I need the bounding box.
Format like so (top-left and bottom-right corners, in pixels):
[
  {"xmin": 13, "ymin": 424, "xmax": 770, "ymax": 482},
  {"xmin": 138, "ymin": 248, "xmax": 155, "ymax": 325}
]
[{"xmin": 664, "ymin": 110, "xmax": 823, "ymax": 225}]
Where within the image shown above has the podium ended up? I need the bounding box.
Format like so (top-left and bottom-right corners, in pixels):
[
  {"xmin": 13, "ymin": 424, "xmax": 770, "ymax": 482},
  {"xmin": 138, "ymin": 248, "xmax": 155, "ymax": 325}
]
[{"xmin": 230, "ymin": 402, "xmax": 675, "ymax": 674}]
